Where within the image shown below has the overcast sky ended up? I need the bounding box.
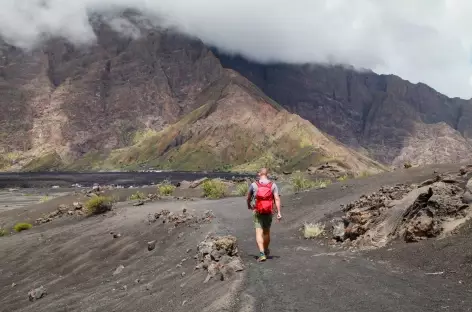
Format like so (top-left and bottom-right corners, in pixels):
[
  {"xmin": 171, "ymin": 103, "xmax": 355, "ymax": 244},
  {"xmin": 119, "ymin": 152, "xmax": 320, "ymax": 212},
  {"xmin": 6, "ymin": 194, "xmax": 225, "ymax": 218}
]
[{"xmin": 1, "ymin": 0, "xmax": 471, "ymax": 99}]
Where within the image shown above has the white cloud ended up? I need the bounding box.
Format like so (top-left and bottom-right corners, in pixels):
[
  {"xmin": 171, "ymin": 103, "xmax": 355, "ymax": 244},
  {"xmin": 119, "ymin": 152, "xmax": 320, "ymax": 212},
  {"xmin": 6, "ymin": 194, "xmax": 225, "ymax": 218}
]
[{"xmin": 0, "ymin": 0, "xmax": 471, "ymax": 98}]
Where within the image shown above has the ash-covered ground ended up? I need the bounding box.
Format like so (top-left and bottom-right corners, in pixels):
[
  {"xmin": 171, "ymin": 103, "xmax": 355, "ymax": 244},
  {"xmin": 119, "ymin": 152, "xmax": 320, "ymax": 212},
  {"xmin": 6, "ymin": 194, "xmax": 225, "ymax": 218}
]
[{"xmin": 1, "ymin": 164, "xmax": 472, "ymax": 312}]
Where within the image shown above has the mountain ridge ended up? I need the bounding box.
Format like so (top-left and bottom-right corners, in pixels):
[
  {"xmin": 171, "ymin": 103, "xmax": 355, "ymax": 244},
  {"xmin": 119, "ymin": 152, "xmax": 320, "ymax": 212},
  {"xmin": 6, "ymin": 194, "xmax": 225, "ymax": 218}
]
[
  {"xmin": 0, "ymin": 26, "xmax": 384, "ymax": 174},
  {"xmin": 214, "ymin": 51, "xmax": 472, "ymax": 166}
]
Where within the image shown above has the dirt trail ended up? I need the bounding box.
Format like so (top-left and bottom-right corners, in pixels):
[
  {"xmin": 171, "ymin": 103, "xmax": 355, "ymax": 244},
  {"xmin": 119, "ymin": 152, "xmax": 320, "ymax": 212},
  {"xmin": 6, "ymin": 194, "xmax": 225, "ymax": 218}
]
[
  {"xmin": 210, "ymin": 164, "xmax": 472, "ymax": 312},
  {"xmin": 2, "ymin": 164, "xmax": 472, "ymax": 312}
]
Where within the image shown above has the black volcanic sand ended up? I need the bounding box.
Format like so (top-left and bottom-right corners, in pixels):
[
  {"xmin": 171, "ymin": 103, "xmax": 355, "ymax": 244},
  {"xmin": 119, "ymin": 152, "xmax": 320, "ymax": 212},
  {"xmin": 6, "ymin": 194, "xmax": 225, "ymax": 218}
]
[
  {"xmin": 0, "ymin": 171, "xmax": 254, "ymax": 188},
  {"xmin": 0, "ymin": 188, "xmax": 72, "ymax": 213},
  {"xmin": 0, "ymin": 183, "xmax": 250, "ymax": 230},
  {"xmin": 1, "ymin": 163, "xmax": 472, "ymax": 312},
  {"xmin": 0, "ymin": 186, "xmax": 162, "ymax": 229},
  {"xmin": 0, "ymin": 200, "xmax": 243, "ymax": 312}
]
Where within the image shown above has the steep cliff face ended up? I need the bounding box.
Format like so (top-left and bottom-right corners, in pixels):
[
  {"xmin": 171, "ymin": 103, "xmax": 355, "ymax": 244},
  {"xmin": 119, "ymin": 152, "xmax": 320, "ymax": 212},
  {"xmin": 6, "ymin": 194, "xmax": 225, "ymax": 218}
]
[
  {"xmin": 0, "ymin": 24, "xmax": 383, "ymax": 173},
  {"xmin": 215, "ymin": 52, "xmax": 472, "ymax": 166},
  {"xmin": 0, "ymin": 27, "xmax": 223, "ymax": 163},
  {"xmin": 97, "ymin": 69, "xmax": 384, "ymax": 173}
]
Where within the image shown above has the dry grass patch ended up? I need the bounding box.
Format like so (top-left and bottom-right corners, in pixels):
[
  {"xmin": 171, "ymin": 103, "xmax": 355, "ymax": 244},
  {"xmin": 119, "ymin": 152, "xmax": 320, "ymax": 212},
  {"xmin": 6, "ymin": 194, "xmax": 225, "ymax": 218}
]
[
  {"xmin": 128, "ymin": 191, "xmax": 146, "ymax": 200},
  {"xmin": 39, "ymin": 195, "xmax": 50, "ymax": 203},
  {"xmin": 303, "ymin": 222, "xmax": 325, "ymax": 239}
]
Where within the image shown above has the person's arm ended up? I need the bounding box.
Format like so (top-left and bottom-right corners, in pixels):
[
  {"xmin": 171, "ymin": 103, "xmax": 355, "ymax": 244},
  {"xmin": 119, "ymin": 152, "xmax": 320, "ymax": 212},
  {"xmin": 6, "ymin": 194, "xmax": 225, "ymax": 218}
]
[
  {"xmin": 246, "ymin": 183, "xmax": 254, "ymax": 210},
  {"xmin": 273, "ymin": 184, "xmax": 282, "ymax": 220}
]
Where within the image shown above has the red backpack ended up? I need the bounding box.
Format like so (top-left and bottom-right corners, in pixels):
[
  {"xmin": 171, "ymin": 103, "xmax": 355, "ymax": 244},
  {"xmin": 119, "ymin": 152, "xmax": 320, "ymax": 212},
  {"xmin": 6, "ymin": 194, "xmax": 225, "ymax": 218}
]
[{"xmin": 254, "ymin": 181, "xmax": 274, "ymax": 214}]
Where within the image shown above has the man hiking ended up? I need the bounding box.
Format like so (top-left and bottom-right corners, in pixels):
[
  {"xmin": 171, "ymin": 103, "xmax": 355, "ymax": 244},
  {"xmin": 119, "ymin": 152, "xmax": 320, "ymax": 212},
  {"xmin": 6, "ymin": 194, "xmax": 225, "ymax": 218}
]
[{"xmin": 246, "ymin": 168, "xmax": 282, "ymax": 262}]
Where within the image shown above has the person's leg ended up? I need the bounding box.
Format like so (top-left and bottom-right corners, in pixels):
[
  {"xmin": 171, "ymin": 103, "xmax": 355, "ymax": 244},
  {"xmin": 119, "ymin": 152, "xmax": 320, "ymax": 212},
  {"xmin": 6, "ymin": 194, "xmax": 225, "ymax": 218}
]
[
  {"xmin": 255, "ymin": 228, "xmax": 265, "ymax": 253},
  {"xmin": 261, "ymin": 214, "xmax": 273, "ymax": 256},
  {"xmin": 254, "ymin": 213, "xmax": 265, "ymax": 251},
  {"xmin": 263, "ymin": 228, "xmax": 270, "ymax": 252}
]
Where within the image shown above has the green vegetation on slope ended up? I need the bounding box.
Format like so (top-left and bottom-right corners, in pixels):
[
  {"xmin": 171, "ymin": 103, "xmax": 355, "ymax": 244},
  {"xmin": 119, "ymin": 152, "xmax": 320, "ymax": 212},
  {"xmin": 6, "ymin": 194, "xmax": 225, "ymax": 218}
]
[
  {"xmin": 21, "ymin": 152, "xmax": 63, "ymax": 172},
  {"xmin": 62, "ymin": 151, "xmax": 108, "ymax": 171},
  {"xmin": 0, "ymin": 155, "xmax": 9, "ymax": 170},
  {"xmin": 6, "ymin": 73, "xmax": 385, "ymax": 175}
]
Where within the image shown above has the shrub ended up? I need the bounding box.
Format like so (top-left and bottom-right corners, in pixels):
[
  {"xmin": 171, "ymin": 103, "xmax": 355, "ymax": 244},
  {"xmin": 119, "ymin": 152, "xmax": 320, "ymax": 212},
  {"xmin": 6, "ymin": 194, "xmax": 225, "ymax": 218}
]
[
  {"xmin": 85, "ymin": 196, "xmax": 114, "ymax": 215},
  {"xmin": 202, "ymin": 179, "xmax": 228, "ymax": 199},
  {"xmin": 158, "ymin": 182, "xmax": 176, "ymax": 196},
  {"xmin": 337, "ymin": 175, "xmax": 348, "ymax": 182},
  {"xmin": 313, "ymin": 179, "xmax": 331, "ymax": 189},
  {"xmin": 128, "ymin": 191, "xmax": 146, "ymax": 200},
  {"xmin": 303, "ymin": 222, "xmax": 325, "ymax": 239},
  {"xmin": 0, "ymin": 228, "xmax": 7, "ymax": 237},
  {"xmin": 291, "ymin": 174, "xmax": 313, "ymax": 192},
  {"xmin": 235, "ymin": 182, "xmax": 249, "ymax": 196},
  {"xmin": 39, "ymin": 195, "xmax": 50, "ymax": 203},
  {"xmin": 404, "ymin": 162, "xmax": 412, "ymax": 169},
  {"xmin": 290, "ymin": 174, "xmax": 330, "ymax": 192},
  {"xmin": 13, "ymin": 223, "xmax": 32, "ymax": 232}
]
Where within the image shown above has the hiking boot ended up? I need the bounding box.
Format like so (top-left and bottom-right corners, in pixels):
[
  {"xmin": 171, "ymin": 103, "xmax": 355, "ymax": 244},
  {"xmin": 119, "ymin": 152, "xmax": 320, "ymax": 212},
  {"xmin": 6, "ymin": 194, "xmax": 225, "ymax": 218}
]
[
  {"xmin": 257, "ymin": 252, "xmax": 267, "ymax": 262},
  {"xmin": 264, "ymin": 249, "xmax": 270, "ymax": 257}
]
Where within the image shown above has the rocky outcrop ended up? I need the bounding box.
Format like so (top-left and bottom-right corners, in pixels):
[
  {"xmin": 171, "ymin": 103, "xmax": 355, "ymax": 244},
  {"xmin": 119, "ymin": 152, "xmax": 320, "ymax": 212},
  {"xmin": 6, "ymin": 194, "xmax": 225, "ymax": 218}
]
[
  {"xmin": 331, "ymin": 168, "xmax": 472, "ymax": 248},
  {"xmin": 215, "ymin": 52, "xmax": 472, "ymax": 167},
  {"xmin": 28, "ymin": 286, "xmax": 47, "ymax": 302},
  {"xmin": 147, "ymin": 208, "xmax": 214, "ymax": 227},
  {"xmin": 195, "ymin": 235, "xmax": 244, "ymax": 283}
]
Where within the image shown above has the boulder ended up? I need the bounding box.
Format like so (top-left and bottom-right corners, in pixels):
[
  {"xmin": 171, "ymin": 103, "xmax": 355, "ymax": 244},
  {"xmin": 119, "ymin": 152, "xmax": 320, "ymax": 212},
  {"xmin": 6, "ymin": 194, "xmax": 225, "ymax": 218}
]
[
  {"xmin": 210, "ymin": 248, "xmax": 226, "ymax": 261},
  {"xmin": 147, "ymin": 240, "xmax": 156, "ymax": 251},
  {"xmin": 226, "ymin": 257, "xmax": 244, "ymax": 272},
  {"xmin": 113, "ymin": 265, "xmax": 125, "ymax": 275},
  {"xmin": 332, "ymin": 222, "xmax": 345, "ymax": 241},
  {"xmin": 190, "ymin": 177, "xmax": 208, "ymax": 188},
  {"xmin": 196, "ymin": 234, "xmax": 244, "ymax": 283},
  {"xmin": 28, "ymin": 286, "xmax": 47, "ymax": 301},
  {"xmin": 73, "ymin": 202, "xmax": 83, "ymax": 210}
]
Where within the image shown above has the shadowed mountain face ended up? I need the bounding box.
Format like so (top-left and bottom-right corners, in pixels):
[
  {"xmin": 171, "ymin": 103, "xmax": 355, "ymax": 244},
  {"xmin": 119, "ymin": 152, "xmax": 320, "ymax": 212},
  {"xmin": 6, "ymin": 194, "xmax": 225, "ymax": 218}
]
[
  {"xmin": 0, "ymin": 23, "xmax": 383, "ymax": 174},
  {"xmin": 215, "ymin": 52, "xmax": 472, "ymax": 167}
]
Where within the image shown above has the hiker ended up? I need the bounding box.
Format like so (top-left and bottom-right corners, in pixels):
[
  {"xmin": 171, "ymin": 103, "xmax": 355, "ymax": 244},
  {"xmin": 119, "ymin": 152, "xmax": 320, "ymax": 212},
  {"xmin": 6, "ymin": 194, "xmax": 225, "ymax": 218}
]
[{"xmin": 246, "ymin": 168, "xmax": 282, "ymax": 262}]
